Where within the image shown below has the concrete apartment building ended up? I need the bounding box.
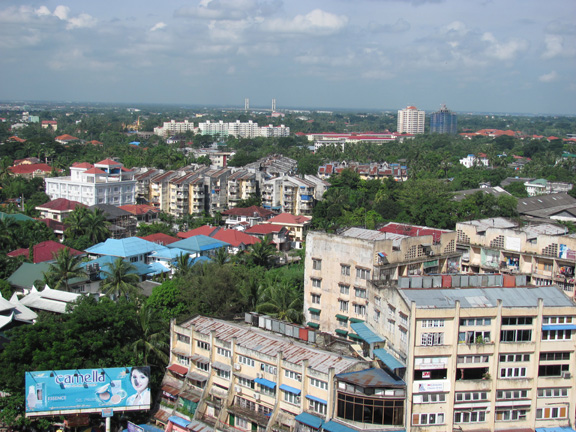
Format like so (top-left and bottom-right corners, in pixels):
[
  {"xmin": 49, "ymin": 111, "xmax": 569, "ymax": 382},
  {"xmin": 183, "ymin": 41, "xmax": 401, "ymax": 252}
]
[
  {"xmin": 261, "ymin": 175, "xmax": 327, "ymax": 216},
  {"xmin": 397, "ymin": 106, "xmax": 425, "ymax": 134},
  {"xmin": 44, "ymin": 159, "xmax": 136, "ymax": 206},
  {"xmin": 162, "ymin": 315, "xmax": 412, "ymax": 432},
  {"xmin": 154, "ymin": 120, "xmax": 195, "ymax": 137},
  {"xmin": 197, "ymin": 120, "xmax": 290, "ymax": 139},
  {"xmin": 227, "ymin": 170, "xmax": 258, "ymax": 209},
  {"xmin": 456, "ymin": 217, "xmax": 576, "ymax": 295},
  {"xmin": 169, "ymin": 171, "xmax": 207, "ymax": 217}
]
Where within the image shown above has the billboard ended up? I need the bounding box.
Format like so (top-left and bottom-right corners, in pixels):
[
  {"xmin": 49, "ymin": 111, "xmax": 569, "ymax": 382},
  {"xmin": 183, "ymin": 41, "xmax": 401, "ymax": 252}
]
[{"xmin": 25, "ymin": 367, "xmax": 151, "ymax": 417}]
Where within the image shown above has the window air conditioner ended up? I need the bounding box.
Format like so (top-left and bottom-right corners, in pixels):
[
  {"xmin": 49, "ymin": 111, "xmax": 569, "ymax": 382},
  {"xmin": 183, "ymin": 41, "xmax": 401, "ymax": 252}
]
[
  {"xmin": 562, "ymin": 371, "xmax": 571, "ymax": 379},
  {"xmin": 234, "ymin": 385, "xmax": 242, "ymax": 393},
  {"xmin": 254, "ymin": 392, "xmax": 260, "ymax": 400},
  {"xmin": 234, "ymin": 363, "xmax": 241, "ymax": 371}
]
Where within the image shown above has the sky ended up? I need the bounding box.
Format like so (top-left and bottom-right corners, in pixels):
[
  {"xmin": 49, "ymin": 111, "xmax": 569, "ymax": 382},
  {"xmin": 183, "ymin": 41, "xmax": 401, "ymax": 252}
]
[{"xmin": 0, "ymin": 0, "xmax": 575, "ymax": 115}]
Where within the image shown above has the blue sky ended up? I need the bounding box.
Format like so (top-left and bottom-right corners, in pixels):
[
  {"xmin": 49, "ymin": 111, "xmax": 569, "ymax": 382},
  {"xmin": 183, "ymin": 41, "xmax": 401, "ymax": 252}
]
[{"xmin": 0, "ymin": 0, "xmax": 575, "ymax": 115}]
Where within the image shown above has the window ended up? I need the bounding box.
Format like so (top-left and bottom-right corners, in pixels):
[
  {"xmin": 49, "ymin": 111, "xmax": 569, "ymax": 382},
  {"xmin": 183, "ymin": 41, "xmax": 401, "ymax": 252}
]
[
  {"xmin": 374, "ymin": 310, "xmax": 380, "ymax": 323},
  {"xmin": 500, "ymin": 367, "xmax": 527, "ymax": 378},
  {"xmin": 542, "ymin": 329, "xmax": 572, "ymax": 340},
  {"xmin": 455, "ymin": 392, "xmax": 488, "ymax": 402},
  {"xmin": 421, "ymin": 319, "xmax": 444, "ymax": 328},
  {"xmin": 237, "ymin": 377, "xmax": 254, "ymax": 389},
  {"xmin": 238, "ymin": 356, "xmax": 255, "ymax": 367},
  {"xmin": 354, "ymin": 287, "xmax": 367, "ymax": 298},
  {"xmin": 459, "ymin": 330, "xmax": 491, "ymax": 344},
  {"xmin": 399, "ymin": 313, "xmax": 408, "ymax": 326},
  {"xmin": 310, "ymin": 378, "xmax": 328, "ymax": 390},
  {"xmin": 339, "ymin": 300, "xmax": 349, "ymax": 312},
  {"xmin": 177, "ymin": 333, "xmax": 190, "ymax": 344},
  {"xmin": 261, "ymin": 363, "xmax": 277, "ymax": 375},
  {"xmin": 197, "ymin": 340, "xmax": 210, "ymax": 350},
  {"xmin": 176, "ymin": 354, "xmax": 189, "ymax": 366},
  {"xmin": 497, "ymin": 390, "xmax": 528, "ymax": 399},
  {"xmin": 412, "ymin": 413, "xmax": 444, "ymax": 425},
  {"xmin": 217, "ymin": 347, "xmax": 231, "ymax": 358},
  {"xmin": 536, "ymin": 406, "xmax": 568, "ymax": 419},
  {"xmin": 460, "ymin": 318, "xmax": 491, "ymax": 326},
  {"xmin": 284, "ymin": 370, "xmax": 302, "ymax": 382},
  {"xmin": 311, "ymin": 278, "xmax": 321, "ymax": 288},
  {"xmin": 540, "ymin": 352, "xmax": 570, "ymax": 361},
  {"xmin": 310, "ymin": 311, "xmax": 320, "ymax": 321},
  {"xmin": 283, "ymin": 391, "xmax": 301, "ymax": 405},
  {"xmin": 354, "ymin": 304, "xmax": 366, "ymax": 316},
  {"xmin": 538, "ymin": 364, "xmax": 569, "ymax": 377},
  {"xmin": 400, "ymin": 328, "xmax": 408, "ymax": 344},
  {"xmin": 341, "ymin": 265, "xmax": 350, "ymax": 276},
  {"xmin": 454, "ymin": 410, "xmax": 486, "ymax": 424},
  {"xmin": 500, "ymin": 354, "xmax": 530, "ymax": 362},
  {"xmin": 420, "ymin": 393, "xmax": 446, "ymax": 403},
  {"xmin": 259, "ymin": 385, "xmax": 276, "ymax": 397},
  {"xmin": 501, "ymin": 329, "xmax": 532, "ymax": 342},
  {"xmin": 312, "ymin": 259, "xmax": 322, "ymax": 270},
  {"xmin": 421, "ymin": 333, "xmax": 444, "ymax": 346},
  {"xmin": 387, "ymin": 319, "xmax": 395, "ymax": 335},
  {"xmin": 502, "ymin": 317, "xmax": 533, "ymax": 325},
  {"xmin": 309, "ymin": 399, "xmax": 327, "ymax": 415},
  {"xmin": 538, "ymin": 388, "xmax": 568, "ymax": 397},
  {"xmin": 388, "ymin": 305, "xmax": 396, "ymax": 317},
  {"xmin": 543, "ymin": 316, "xmax": 574, "ymax": 324},
  {"xmin": 458, "ymin": 355, "xmax": 489, "ymax": 364},
  {"xmin": 130, "ymin": 256, "xmax": 139, "ymax": 263},
  {"xmin": 197, "ymin": 362, "xmax": 209, "ymax": 372},
  {"xmin": 236, "ymin": 417, "xmax": 248, "ymax": 429},
  {"xmin": 356, "ymin": 267, "xmax": 370, "ymax": 280},
  {"xmin": 339, "ymin": 284, "xmax": 350, "ymax": 295},
  {"xmin": 215, "ymin": 368, "xmax": 230, "ymax": 380},
  {"xmin": 374, "ymin": 296, "xmax": 381, "ymax": 306},
  {"xmin": 311, "ymin": 294, "xmax": 321, "ymax": 304},
  {"xmin": 496, "ymin": 409, "xmax": 527, "ymax": 421}
]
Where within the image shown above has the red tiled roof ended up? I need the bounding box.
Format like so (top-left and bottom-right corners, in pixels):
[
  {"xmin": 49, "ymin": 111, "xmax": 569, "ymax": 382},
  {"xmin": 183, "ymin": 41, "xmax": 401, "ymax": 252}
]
[
  {"xmin": 89, "ymin": 140, "xmax": 103, "ymax": 146},
  {"xmin": 56, "ymin": 134, "xmax": 79, "ymax": 141},
  {"xmin": 7, "ymin": 248, "xmax": 28, "ymax": 258},
  {"xmin": 42, "ymin": 120, "xmax": 57, "ymax": 124},
  {"xmin": 177, "ymin": 225, "xmax": 218, "ymax": 239},
  {"xmin": 96, "ymin": 158, "xmax": 119, "ymax": 165},
  {"xmin": 118, "ymin": 204, "xmax": 160, "ymax": 215},
  {"xmin": 83, "ymin": 167, "xmax": 106, "ymax": 174},
  {"xmin": 32, "ymin": 241, "xmax": 83, "ymax": 263},
  {"xmin": 221, "ymin": 206, "xmax": 275, "ymax": 218},
  {"xmin": 267, "ymin": 213, "xmax": 311, "ymax": 225},
  {"xmin": 8, "ymin": 136, "xmax": 26, "ymax": 143},
  {"xmin": 212, "ymin": 229, "xmax": 260, "ymax": 247},
  {"xmin": 37, "ymin": 198, "xmax": 86, "ymax": 211},
  {"xmin": 9, "ymin": 163, "xmax": 55, "ymax": 174},
  {"xmin": 37, "ymin": 218, "xmax": 66, "ymax": 231},
  {"xmin": 245, "ymin": 224, "xmax": 283, "ymax": 235},
  {"xmin": 379, "ymin": 223, "xmax": 450, "ymax": 243},
  {"xmin": 139, "ymin": 233, "xmax": 180, "ymax": 245},
  {"xmin": 14, "ymin": 157, "xmax": 41, "ymax": 165},
  {"xmin": 72, "ymin": 162, "xmax": 93, "ymax": 169}
]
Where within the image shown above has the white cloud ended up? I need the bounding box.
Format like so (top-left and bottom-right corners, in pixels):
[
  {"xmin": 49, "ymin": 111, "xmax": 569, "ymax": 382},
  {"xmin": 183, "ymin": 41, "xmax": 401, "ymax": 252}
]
[
  {"xmin": 150, "ymin": 22, "xmax": 167, "ymax": 32},
  {"xmin": 539, "ymin": 71, "xmax": 558, "ymax": 82},
  {"xmin": 541, "ymin": 34, "xmax": 576, "ymax": 59},
  {"xmin": 368, "ymin": 18, "xmax": 410, "ymax": 33},
  {"xmin": 66, "ymin": 13, "xmax": 96, "ymax": 30},
  {"xmin": 481, "ymin": 32, "xmax": 528, "ymax": 60},
  {"xmin": 262, "ymin": 9, "xmax": 348, "ymax": 35},
  {"xmin": 53, "ymin": 5, "xmax": 69, "ymax": 21}
]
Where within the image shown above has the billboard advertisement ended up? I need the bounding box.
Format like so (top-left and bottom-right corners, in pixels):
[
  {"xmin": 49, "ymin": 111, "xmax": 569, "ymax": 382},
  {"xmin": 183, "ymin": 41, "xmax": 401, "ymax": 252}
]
[{"xmin": 25, "ymin": 367, "xmax": 151, "ymax": 417}]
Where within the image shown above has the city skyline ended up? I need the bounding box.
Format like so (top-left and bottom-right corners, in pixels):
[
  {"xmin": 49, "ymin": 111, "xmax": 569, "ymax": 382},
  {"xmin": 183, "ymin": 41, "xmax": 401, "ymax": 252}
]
[{"xmin": 0, "ymin": 0, "xmax": 575, "ymax": 116}]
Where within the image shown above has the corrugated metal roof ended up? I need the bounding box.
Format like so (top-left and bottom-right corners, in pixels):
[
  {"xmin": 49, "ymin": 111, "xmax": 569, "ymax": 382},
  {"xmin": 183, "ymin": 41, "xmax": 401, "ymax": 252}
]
[
  {"xmin": 335, "ymin": 367, "xmax": 405, "ymax": 388},
  {"xmin": 341, "ymin": 227, "xmax": 405, "ymax": 242},
  {"xmin": 350, "ymin": 322, "xmax": 385, "ymax": 344},
  {"xmin": 86, "ymin": 237, "xmax": 160, "ymax": 257},
  {"xmin": 168, "ymin": 235, "xmax": 229, "ymax": 253},
  {"xmin": 182, "ymin": 316, "xmax": 367, "ymax": 374},
  {"xmin": 400, "ymin": 286, "xmax": 574, "ymax": 309}
]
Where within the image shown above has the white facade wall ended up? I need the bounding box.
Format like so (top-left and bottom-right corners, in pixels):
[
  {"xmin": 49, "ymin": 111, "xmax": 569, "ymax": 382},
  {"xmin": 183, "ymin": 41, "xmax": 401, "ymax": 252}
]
[{"xmin": 397, "ymin": 107, "xmax": 425, "ymax": 134}]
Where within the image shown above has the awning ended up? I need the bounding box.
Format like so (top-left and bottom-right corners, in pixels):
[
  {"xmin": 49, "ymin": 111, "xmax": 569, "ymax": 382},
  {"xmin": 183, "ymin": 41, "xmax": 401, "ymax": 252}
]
[
  {"xmin": 190, "ymin": 354, "xmax": 209, "ymax": 363},
  {"xmin": 308, "ymin": 308, "xmax": 321, "ymax": 314},
  {"xmin": 350, "ymin": 322, "xmax": 385, "ymax": 344},
  {"xmin": 212, "ymin": 361, "xmax": 231, "ymax": 372},
  {"xmin": 280, "ymin": 384, "xmax": 301, "ymax": 395},
  {"xmin": 373, "ymin": 348, "xmax": 405, "ymax": 370},
  {"xmin": 335, "ymin": 314, "xmax": 348, "ymax": 321},
  {"xmin": 161, "ymin": 385, "xmax": 181, "ymax": 396},
  {"xmin": 378, "ymin": 252, "xmax": 387, "ymax": 257},
  {"xmin": 186, "ymin": 371, "xmax": 208, "ymax": 382},
  {"xmin": 168, "ymin": 416, "xmax": 190, "ymax": 429},
  {"xmin": 167, "ymin": 364, "xmax": 189, "ymax": 376},
  {"xmin": 335, "ymin": 329, "xmax": 348, "ymax": 336},
  {"xmin": 179, "ymin": 391, "xmax": 200, "ymax": 403},
  {"xmin": 542, "ymin": 324, "xmax": 576, "ymax": 331},
  {"xmin": 423, "ymin": 259, "xmax": 438, "ymax": 268},
  {"xmin": 308, "ymin": 322, "xmax": 320, "ymax": 329},
  {"xmin": 295, "ymin": 412, "xmax": 324, "ymax": 429},
  {"xmin": 322, "ymin": 421, "xmax": 358, "ymax": 432},
  {"xmin": 349, "ymin": 318, "xmax": 364, "ymax": 323},
  {"xmin": 255, "ymin": 377, "xmax": 277, "ymax": 389},
  {"xmin": 154, "ymin": 409, "xmax": 170, "ymax": 423},
  {"xmin": 348, "ymin": 333, "xmax": 362, "ymax": 341},
  {"xmin": 306, "ymin": 395, "xmax": 327, "ymax": 405}
]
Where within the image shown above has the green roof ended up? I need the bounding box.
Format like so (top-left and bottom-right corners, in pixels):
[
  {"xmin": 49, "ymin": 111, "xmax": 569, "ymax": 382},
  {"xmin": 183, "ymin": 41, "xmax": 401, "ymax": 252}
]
[
  {"xmin": 0, "ymin": 212, "xmax": 34, "ymax": 222},
  {"xmin": 335, "ymin": 329, "xmax": 348, "ymax": 336},
  {"xmin": 7, "ymin": 262, "xmax": 52, "ymax": 288},
  {"xmin": 348, "ymin": 333, "xmax": 362, "ymax": 341},
  {"xmin": 349, "ymin": 318, "xmax": 364, "ymax": 323},
  {"xmin": 307, "ymin": 322, "xmax": 320, "ymax": 329},
  {"xmin": 308, "ymin": 307, "xmax": 321, "ymax": 314},
  {"xmin": 335, "ymin": 314, "xmax": 348, "ymax": 321}
]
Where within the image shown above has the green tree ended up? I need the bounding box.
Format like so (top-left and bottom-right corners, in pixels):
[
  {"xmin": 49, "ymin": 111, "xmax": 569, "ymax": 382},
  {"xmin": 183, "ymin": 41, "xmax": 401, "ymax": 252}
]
[
  {"xmin": 100, "ymin": 257, "xmax": 141, "ymax": 299},
  {"xmin": 44, "ymin": 248, "xmax": 86, "ymax": 291},
  {"xmin": 247, "ymin": 235, "xmax": 277, "ymax": 268},
  {"xmin": 256, "ymin": 281, "xmax": 303, "ymax": 324},
  {"xmin": 130, "ymin": 304, "xmax": 170, "ymax": 367}
]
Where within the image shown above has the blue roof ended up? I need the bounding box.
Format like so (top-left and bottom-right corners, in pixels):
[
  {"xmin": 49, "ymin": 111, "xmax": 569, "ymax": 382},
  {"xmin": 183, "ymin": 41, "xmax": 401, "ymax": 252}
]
[
  {"xmin": 279, "ymin": 384, "xmax": 301, "ymax": 395},
  {"xmin": 373, "ymin": 348, "xmax": 405, "ymax": 370},
  {"xmin": 295, "ymin": 412, "xmax": 324, "ymax": 429},
  {"xmin": 85, "ymin": 237, "xmax": 159, "ymax": 258},
  {"xmin": 167, "ymin": 235, "xmax": 229, "ymax": 253},
  {"xmin": 149, "ymin": 247, "xmax": 190, "ymax": 260},
  {"xmin": 322, "ymin": 421, "xmax": 357, "ymax": 432},
  {"xmin": 147, "ymin": 261, "xmax": 170, "ymax": 275},
  {"xmin": 542, "ymin": 324, "xmax": 576, "ymax": 331},
  {"xmin": 350, "ymin": 322, "xmax": 385, "ymax": 344},
  {"xmin": 536, "ymin": 428, "xmax": 576, "ymax": 432},
  {"xmin": 306, "ymin": 394, "xmax": 327, "ymax": 405},
  {"xmin": 81, "ymin": 256, "xmax": 169, "ymax": 278},
  {"xmin": 254, "ymin": 377, "xmax": 276, "ymax": 389},
  {"xmin": 168, "ymin": 416, "xmax": 190, "ymax": 428}
]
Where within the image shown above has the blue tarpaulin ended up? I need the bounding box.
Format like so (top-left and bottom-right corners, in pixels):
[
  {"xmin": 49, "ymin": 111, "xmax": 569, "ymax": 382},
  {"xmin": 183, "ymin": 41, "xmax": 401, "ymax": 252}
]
[
  {"xmin": 542, "ymin": 324, "xmax": 576, "ymax": 331},
  {"xmin": 168, "ymin": 416, "xmax": 189, "ymax": 428},
  {"xmin": 254, "ymin": 377, "xmax": 277, "ymax": 389},
  {"xmin": 306, "ymin": 394, "xmax": 327, "ymax": 404}
]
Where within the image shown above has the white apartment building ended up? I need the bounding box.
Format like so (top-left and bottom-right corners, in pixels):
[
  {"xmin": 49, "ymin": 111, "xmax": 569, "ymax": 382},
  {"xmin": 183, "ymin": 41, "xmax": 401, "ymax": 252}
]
[
  {"xmin": 397, "ymin": 106, "xmax": 425, "ymax": 134},
  {"xmin": 44, "ymin": 159, "xmax": 136, "ymax": 207},
  {"xmin": 261, "ymin": 175, "xmax": 327, "ymax": 216},
  {"xmin": 154, "ymin": 120, "xmax": 195, "ymax": 137},
  {"xmin": 197, "ymin": 120, "xmax": 290, "ymax": 139}
]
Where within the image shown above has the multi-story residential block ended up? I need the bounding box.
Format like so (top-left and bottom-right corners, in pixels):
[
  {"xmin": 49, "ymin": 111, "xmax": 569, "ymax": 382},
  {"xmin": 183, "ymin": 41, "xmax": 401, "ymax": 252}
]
[
  {"xmin": 44, "ymin": 159, "xmax": 136, "ymax": 206},
  {"xmin": 456, "ymin": 217, "xmax": 576, "ymax": 294},
  {"xmin": 459, "ymin": 153, "xmax": 490, "ymax": 168},
  {"xmin": 134, "ymin": 169, "xmax": 163, "ymax": 204},
  {"xmin": 429, "ymin": 104, "xmax": 457, "ymax": 134},
  {"xmin": 317, "ymin": 162, "xmax": 408, "ymax": 182},
  {"xmin": 303, "ymin": 225, "xmax": 460, "ymax": 338},
  {"xmin": 169, "ymin": 173, "xmax": 205, "ymax": 217},
  {"xmin": 154, "ymin": 120, "xmax": 195, "ymax": 137},
  {"xmin": 261, "ymin": 175, "xmax": 326, "ymax": 216},
  {"xmin": 524, "ymin": 179, "xmax": 573, "ymax": 196},
  {"xmin": 397, "ymin": 106, "xmax": 425, "ymax": 134},
  {"xmin": 204, "ymin": 168, "xmax": 232, "ymax": 215},
  {"xmin": 162, "ymin": 315, "xmax": 410, "ymax": 432},
  {"xmin": 227, "ymin": 170, "xmax": 258, "ymax": 208},
  {"xmin": 197, "ymin": 120, "xmax": 290, "ymax": 138},
  {"xmin": 149, "ymin": 170, "xmax": 180, "ymax": 210}
]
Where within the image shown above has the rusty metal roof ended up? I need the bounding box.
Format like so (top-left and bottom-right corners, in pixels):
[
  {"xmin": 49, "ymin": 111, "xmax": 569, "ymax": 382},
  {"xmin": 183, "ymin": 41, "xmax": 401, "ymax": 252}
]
[{"xmin": 335, "ymin": 367, "xmax": 405, "ymax": 388}]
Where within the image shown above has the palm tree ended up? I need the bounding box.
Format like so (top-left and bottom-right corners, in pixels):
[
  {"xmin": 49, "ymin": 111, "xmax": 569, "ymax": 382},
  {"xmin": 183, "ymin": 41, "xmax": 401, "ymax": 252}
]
[
  {"xmin": 256, "ymin": 281, "xmax": 303, "ymax": 324},
  {"xmin": 248, "ymin": 235, "xmax": 277, "ymax": 268},
  {"xmin": 213, "ymin": 247, "xmax": 229, "ymax": 266},
  {"xmin": 130, "ymin": 304, "xmax": 170, "ymax": 366},
  {"xmin": 100, "ymin": 257, "xmax": 140, "ymax": 299},
  {"xmin": 0, "ymin": 217, "xmax": 20, "ymax": 253},
  {"xmin": 64, "ymin": 206, "xmax": 89, "ymax": 240},
  {"xmin": 84, "ymin": 208, "xmax": 111, "ymax": 243},
  {"xmin": 172, "ymin": 252, "xmax": 193, "ymax": 278},
  {"xmin": 44, "ymin": 248, "xmax": 86, "ymax": 292}
]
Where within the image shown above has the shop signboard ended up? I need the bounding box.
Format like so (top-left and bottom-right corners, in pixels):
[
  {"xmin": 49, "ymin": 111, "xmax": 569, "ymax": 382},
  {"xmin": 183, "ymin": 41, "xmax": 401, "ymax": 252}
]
[{"xmin": 25, "ymin": 367, "xmax": 151, "ymax": 417}]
